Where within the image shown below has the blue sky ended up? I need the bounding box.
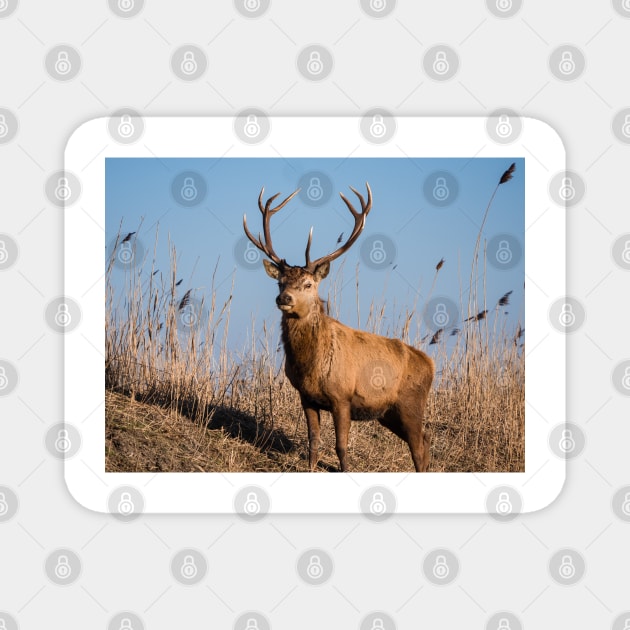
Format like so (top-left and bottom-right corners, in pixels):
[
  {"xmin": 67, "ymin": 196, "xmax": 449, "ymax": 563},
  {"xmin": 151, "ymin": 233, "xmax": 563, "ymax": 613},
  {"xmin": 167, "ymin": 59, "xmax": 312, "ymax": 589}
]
[{"xmin": 106, "ymin": 156, "xmax": 524, "ymax": 354}]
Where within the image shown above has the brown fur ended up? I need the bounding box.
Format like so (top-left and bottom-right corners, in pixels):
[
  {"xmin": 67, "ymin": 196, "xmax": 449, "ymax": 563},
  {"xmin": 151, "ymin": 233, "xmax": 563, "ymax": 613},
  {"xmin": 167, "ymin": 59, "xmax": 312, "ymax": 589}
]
[{"xmin": 264, "ymin": 260, "xmax": 435, "ymax": 472}]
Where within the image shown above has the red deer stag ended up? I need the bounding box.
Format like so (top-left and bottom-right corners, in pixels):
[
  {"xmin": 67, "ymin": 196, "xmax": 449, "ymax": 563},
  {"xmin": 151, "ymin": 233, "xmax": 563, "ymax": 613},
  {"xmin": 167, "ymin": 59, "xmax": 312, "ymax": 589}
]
[{"xmin": 243, "ymin": 183, "xmax": 434, "ymax": 472}]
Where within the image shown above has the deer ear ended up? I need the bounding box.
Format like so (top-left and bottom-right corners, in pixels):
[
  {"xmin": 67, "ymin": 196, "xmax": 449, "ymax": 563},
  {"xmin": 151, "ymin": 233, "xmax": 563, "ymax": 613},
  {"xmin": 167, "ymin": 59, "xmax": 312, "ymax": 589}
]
[
  {"xmin": 313, "ymin": 261, "xmax": 330, "ymax": 280},
  {"xmin": 263, "ymin": 259, "xmax": 281, "ymax": 279}
]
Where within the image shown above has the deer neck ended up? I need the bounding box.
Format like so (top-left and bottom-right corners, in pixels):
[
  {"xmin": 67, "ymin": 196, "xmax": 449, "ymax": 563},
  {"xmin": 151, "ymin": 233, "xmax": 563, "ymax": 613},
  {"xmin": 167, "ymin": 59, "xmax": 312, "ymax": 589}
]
[{"xmin": 280, "ymin": 300, "xmax": 330, "ymax": 373}]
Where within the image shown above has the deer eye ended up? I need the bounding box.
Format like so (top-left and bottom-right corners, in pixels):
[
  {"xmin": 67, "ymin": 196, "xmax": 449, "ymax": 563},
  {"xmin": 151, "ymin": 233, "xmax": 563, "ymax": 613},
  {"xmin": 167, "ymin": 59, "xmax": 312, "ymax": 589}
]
[{"xmin": 304, "ymin": 282, "xmax": 312, "ymax": 289}]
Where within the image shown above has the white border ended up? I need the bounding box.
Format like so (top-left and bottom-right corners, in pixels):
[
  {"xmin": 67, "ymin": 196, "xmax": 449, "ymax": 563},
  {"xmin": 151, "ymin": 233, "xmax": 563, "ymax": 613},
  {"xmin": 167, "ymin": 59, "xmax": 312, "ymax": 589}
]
[{"xmin": 64, "ymin": 116, "xmax": 565, "ymax": 514}]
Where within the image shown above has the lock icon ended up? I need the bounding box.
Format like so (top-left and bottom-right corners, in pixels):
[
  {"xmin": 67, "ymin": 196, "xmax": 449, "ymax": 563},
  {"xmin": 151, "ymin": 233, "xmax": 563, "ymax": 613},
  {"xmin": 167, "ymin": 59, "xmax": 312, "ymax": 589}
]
[
  {"xmin": 0, "ymin": 0, "xmax": 7, "ymax": 11},
  {"xmin": 622, "ymin": 115, "xmax": 630, "ymax": 138},
  {"xmin": 244, "ymin": 0, "xmax": 261, "ymax": 10},
  {"xmin": 307, "ymin": 177, "xmax": 323, "ymax": 201},
  {"xmin": 54, "ymin": 554, "xmax": 72, "ymax": 579},
  {"xmin": 432, "ymin": 176, "xmax": 449, "ymax": 201},
  {"xmin": 244, "ymin": 242, "xmax": 261, "ymax": 264},
  {"xmin": 369, "ymin": 491, "xmax": 386, "ymax": 515},
  {"xmin": 558, "ymin": 177, "xmax": 575, "ymax": 201},
  {"xmin": 495, "ymin": 240, "xmax": 513, "ymax": 264},
  {"xmin": 117, "ymin": 241, "xmax": 134, "ymax": 265},
  {"xmin": 558, "ymin": 429, "xmax": 575, "ymax": 453},
  {"xmin": 369, "ymin": 114, "xmax": 386, "ymax": 138},
  {"xmin": 181, "ymin": 555, "xmax": 198, "ymax": 579},
  {"xmin": 495, "ymin": 115, "xmax": 513, "ymax": 138},
  {"xmin": 307, "ymin": 51, "xmax": 323, "ymax": 75},
  {"xmin": 495, "ymin": 491, "xmax": 513, "ymax": 514},
  {"xmin": 54, "ymin": 177, "xmax": 72, "ymax": 202},
  {"xmin": 624, "ymin": 0, "xmax": 630, "ymax": 10},
  {"xmin": 369, "ymin": 240, "xmax": 386, "ymax": 264},
  {"xmin": 495, "ymin": 0, "xmax": 512, "ymax": 11},
  {"xmin": 117, "ymin": 115, "xmax": 134, "ymax": 138},
  {"xmin": 0, "ymin": 114, "xmax": 7, "ymax": 138},
  {"xmin": 181, "ymin": 51, "xmax": 198, "ymax": 75},
  {"xmin": 0, "ymin": 366, "xmax": 8, "ymax": 390},
  {"xmin": 54, "ymin": 303, "xmax": 72, "ymax": 327},
  {"xmin": 623, "ymin": 620, "xmax": 630, "ymax": 630},
  {"xmin": 371, "ymin": 367, "xmax": 386, "ymax": 388},
  {"xmin": 54, "ymin": 51, "xmax": 72, "ymax": 75},
  {"xmin": 497, "ymin": 619, "xmax": 511, "ymax": 630},
  {"xmin": 432, "ymin": 303, "xmax": 449, "ymax": 327},
  {"xmin": 118, "ymin": 0, "xmax": 134, "ymax": 11},
  {"xmin": 432, "ymin": 555, "xmax": 449, "ymax": 579},
  {"xmin": 620, "ymin": 240, "xmax": 630, "ymax": 264},
  {"xmin": 180, "ymin": 304, "xmax": 197, "ymax": 328},
  {"xmin": 558, "ymin": 51, "xmax": 576, "ymax": 75},
  {"xmin": 0, "ymin": 240, "xmax": 8, "ymax": 264},
  {"xmin": 432, "ymin": 51, "xmax": 449, "ymax": 75},
  {"xmin": 117, "ymin": 491, "xmax": 135, "ymax": 515},
  {"xmin": 244, "ymin": 491, "xmax": 261, "ymax": 515},
  {"xmin": 371, "ymin": 619, "xmax": 385, "ymax": 630},
  {"xmin": 558, "ymin": 303, "xmax": 575, "ymax": 327},
  {"xmin": 181, "ymin": 177, "xmax": 198, "ymax": 201},
  {"xmin": 245, "ymin": 619, "xmax": 260, "ymax": 630},
  {"xmin": 244, "ymin": 114, "xmax": 261, "ymax": 138},
  {"xmin": 119, "ymin": 618, "xmax": 134, "ymax": 630},
  {"xmin": 370, "ymin": 0, "xmax": 386, "ymax": 9},
  {"xmin": 621, "ymin": 493, "xmax": 630, "ymax": 516},
  {"xmin": 55, "ymin": 429, "xmax": 72, "ymax": 453},
  {"xmin": 558, "ymin": 554, "xmax": 575, "ymax": 579},
  {"xmin": 0, "ymin": 492, "xmax": 8, "ymax": 515},
  {"xmin": 306, "ymin": 555, "xmax": 323, "ymax": 579},
  {"xmin": 622, "ymin": 367, "xmax": 630, "ymax": 390}
]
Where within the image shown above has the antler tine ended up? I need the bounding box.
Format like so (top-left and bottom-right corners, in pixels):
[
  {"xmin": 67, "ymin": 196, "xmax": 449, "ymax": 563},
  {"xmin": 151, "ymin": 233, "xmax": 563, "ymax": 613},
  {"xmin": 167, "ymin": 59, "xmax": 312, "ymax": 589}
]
[
  {"xmin": 247, "ymin": 187, "xmax": 301, "ymax": 266},
  {"xmin": 306, "ymin": 182, "xmax": 372, "ymax": 271},
  {"xmin": 304, "ymin": 226, "xmax": 314, "ymax": 268}
]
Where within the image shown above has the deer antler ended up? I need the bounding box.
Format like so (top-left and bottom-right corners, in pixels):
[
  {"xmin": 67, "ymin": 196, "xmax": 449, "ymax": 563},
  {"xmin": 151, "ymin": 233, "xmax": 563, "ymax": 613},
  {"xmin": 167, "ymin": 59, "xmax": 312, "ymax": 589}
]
[
  {"xmin": 305, "ymin": 182, "xmax": 372, "ymax": 271},
  {"xmin": 243, "ymin": 187, "xmax": 300, "ymax": 266}
]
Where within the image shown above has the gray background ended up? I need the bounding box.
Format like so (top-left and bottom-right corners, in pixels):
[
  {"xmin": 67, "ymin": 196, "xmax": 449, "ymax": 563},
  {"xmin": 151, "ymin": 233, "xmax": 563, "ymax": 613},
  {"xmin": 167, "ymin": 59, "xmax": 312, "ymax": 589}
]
[{"xmin": 1, "ymin": 1, "xmax": 629, "ymax": 628}]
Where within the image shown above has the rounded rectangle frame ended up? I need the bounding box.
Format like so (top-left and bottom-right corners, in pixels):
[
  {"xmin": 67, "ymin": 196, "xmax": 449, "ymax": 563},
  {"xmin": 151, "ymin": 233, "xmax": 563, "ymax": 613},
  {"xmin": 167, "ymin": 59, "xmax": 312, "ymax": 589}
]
[{"xmin": 64, "ymin": 116, "xmax": 565, "ymax": 514}]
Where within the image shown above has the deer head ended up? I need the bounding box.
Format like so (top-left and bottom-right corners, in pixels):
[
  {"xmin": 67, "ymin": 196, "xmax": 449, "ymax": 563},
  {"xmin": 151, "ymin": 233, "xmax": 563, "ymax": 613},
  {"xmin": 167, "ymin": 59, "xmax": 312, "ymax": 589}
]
[{"xmin": 243, "ymin": 183, "xmax": 372, "ymax": 318}]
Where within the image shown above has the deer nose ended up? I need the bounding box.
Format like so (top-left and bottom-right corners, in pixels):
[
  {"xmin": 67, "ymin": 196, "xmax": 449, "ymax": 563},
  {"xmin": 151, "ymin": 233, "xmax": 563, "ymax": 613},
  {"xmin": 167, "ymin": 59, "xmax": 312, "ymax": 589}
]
[{"xmin": 277, "ymin": 292, "xmax": 294, "ymax": 306}]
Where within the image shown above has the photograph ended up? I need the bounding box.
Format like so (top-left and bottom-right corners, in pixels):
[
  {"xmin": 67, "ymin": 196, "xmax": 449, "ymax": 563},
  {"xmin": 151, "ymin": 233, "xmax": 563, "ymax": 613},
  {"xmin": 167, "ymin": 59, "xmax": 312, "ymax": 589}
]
[{"xmin": 105, "ymin": 156, "xmax": 524, "ymax": 473}]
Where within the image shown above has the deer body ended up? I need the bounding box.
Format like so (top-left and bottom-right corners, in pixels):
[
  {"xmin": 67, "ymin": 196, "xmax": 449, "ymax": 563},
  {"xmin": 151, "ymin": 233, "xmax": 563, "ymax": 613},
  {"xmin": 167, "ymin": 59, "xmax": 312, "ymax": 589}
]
[{"xmin": 244, "ymin": 184, "xmax": 434, "ymax": 472}]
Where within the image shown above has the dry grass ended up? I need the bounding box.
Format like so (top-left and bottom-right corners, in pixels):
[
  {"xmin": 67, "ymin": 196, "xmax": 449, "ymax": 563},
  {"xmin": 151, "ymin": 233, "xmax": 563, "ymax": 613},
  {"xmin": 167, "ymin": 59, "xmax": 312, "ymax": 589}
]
[{"xmin": 106, "ymin": 167, "xmax": 524, "ymax": 473}]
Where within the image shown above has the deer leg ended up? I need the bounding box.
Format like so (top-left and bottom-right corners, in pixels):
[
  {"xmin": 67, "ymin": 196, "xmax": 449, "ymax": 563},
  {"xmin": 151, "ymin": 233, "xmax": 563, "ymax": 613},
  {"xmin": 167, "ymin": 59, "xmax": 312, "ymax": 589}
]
[
  {"xmin": 301, "ymin": 400, "xmax": 321, "ymax": 471},
  {"xmin": 385, "ymin": 402, "xmax": 430, "ymax": 473},
  {"xmin": 332, "ymin": 403, "xmax": 352, "ymax": 472}
]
